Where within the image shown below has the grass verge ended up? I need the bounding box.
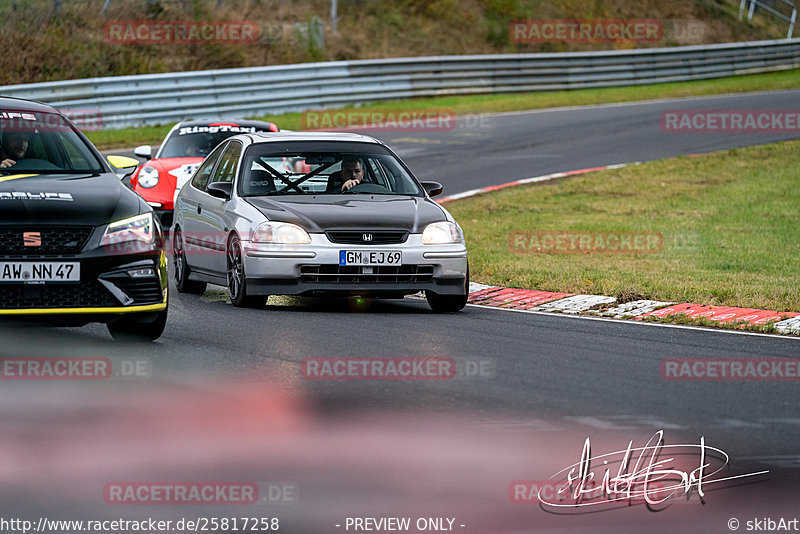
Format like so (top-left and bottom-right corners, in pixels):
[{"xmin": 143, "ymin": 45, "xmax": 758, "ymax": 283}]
[
  {"xmin": 448, "ymin": 139, "xmax": 800, "ymax": 312},
  {"xmin": 90, "ymin": 67, "xmax": 800, "ymax": 150}
]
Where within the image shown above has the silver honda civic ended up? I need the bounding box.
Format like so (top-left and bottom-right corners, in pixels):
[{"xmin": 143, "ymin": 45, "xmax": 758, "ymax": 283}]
[{"xmin": 173, "ymin": 132, "xmax": 468, "ymax": 312}]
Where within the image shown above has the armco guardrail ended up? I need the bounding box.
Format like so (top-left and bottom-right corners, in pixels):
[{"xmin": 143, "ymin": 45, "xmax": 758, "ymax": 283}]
[{"xmin": 2, "ymin": 38, "xmax": 799, "ymax": 129}]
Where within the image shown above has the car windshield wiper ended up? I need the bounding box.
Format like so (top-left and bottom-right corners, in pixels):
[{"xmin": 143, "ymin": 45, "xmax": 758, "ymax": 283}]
[
  {"xmin": 63, "ymin": 172, "xmax": 102, "ymax": 179},
  {"xmin": 0, "ymin": 170, "xmax": 58, "ymax": 175}
]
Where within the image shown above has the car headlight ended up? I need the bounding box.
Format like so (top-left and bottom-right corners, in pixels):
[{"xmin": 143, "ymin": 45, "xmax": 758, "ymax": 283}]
[
  {"xmin": 137, "ymin": 166, "xmax": 160, "ymax": 188},
  {"xmin": 421, "ymin": 221, "xmax": 463, "ymax": 245},
  {"xmin": 251, "ymin": 222, "xmax": 312, "ymax": 244},
  {"xmin": 100, "ymin": 213, "xmax": 155, "ymax": 246}
]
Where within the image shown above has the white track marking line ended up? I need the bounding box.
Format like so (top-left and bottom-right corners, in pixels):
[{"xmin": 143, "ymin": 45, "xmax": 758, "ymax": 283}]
[{"xmin": 465, "ymin": 302, "xmax": 800, "ymax": 341}]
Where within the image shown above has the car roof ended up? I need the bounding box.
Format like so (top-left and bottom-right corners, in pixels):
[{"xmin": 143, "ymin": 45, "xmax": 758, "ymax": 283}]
[
  {"xmin": 245, "ymin": 131, "xmax": 385, "ymax": 145},
  {"xmin": 0, "ymin": 96, "xmax": 61, "ymax": 113}
]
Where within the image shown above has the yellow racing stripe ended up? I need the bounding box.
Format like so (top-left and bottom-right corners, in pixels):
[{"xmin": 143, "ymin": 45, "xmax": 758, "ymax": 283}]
[{"xmin": 0, "ymin": 290, "xmax": 167, "ymax": 315}]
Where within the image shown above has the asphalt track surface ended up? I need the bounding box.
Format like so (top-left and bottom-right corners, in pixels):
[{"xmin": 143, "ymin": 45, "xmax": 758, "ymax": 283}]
[
  {"xmin": 382, "ymin": 89, "xmax": 800, "ymax": 195},
  {"xmin": 4, "ymin": 91, "xmax": 800, "ymax": 533}
]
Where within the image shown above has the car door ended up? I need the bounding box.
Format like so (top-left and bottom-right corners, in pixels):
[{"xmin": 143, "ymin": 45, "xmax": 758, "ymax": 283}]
[
  {"xmin": 177, "ymin": 142, "xmax": 227, "ymax": 275},
  {"xmin": 203, "ymin": 140, "xmax": 242, "ymax": 276}
]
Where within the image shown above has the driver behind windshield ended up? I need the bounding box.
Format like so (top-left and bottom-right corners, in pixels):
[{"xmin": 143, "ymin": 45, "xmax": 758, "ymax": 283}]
[
  {"xmin": 326, "ymin": 156, "xmax": 364, "ymax": 192},
  {"xmin": 0, "ymin": 131, "xmax": 30, "ymax": 169}
]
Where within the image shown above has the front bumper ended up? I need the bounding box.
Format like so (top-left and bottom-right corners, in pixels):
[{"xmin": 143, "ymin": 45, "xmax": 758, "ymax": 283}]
[
  {"xmin": 241, "ymin": 234, "xmax": 467, "ymax": 297},
  {"xmin": 0, "ymin": 234, "xmax": 168, "ymax": 320}
]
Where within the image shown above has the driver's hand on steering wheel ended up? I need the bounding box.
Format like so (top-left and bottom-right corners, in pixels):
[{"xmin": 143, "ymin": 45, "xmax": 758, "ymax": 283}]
[
  {"xmin": 340, "ymin": 159, "xmax": 364, "ymax": 191},
  {"xmin": 341, "ymin": 178, "xmax": 361, "ymax": 191},
  {"xmin": 0, "ymin": 158, "xmax": 16, "ymax": 169}
]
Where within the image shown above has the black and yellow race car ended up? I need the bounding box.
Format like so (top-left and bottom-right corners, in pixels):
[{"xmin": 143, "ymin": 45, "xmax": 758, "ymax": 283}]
[{"xmin": 0, "ymin": 97, "xmax": 168, "ymax": 341}]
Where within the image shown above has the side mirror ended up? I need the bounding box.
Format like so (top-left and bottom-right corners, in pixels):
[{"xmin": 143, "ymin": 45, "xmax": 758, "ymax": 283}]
[
  {"xmin": 421, "ymin": 181, "xmax": 444, "ymax": 198},
  {"xmin": 107, "ymin": 155, "xmax": 140, "ymax": 169},
  {"xmin": 107, "ymin": 155, "xmax": 140, "ymax": 181},
  {"xmin": 134, "ymin": 145, "xmax": 152, "ymax": 159},
  {"xmin": 207, "ymin": 181, "xmax": 233, "ymax": 200}
]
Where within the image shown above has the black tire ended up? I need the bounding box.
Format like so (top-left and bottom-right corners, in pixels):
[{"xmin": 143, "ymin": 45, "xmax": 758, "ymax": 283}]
[
  {"xmin": 107, "ymin": 306, "xmax": 168, "ymax": 342},
  {"xmin": 227, "ymin": 234, "xmax": 266, "ymax": 308},
  {"xmin": 173, "ymin": 226, "xmax": 207, "ymax": 294},
  {"xmin": 426, "ymin": 266, "xmax": 469, "ymax": 313}
]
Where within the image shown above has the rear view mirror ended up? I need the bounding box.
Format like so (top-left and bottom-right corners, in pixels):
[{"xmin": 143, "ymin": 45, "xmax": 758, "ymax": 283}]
[{"xmin": 305, "ymin": 154, "xmax": 339, "ymax": 165}]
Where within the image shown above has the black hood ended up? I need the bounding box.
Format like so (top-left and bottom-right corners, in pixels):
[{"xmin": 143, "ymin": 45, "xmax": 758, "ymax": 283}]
[
  {"xmin": 245, "ymin": 195, "xmax": 447, "ymax": 233},
  {"xmin": 0, "ymin": 173, "xmax": 144, "ymax": 226}
]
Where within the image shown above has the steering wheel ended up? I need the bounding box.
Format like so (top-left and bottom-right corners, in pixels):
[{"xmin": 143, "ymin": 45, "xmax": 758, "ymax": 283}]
[{"xmin": 342, "ymin": 182, "xmax": 391, "ymax": 194}]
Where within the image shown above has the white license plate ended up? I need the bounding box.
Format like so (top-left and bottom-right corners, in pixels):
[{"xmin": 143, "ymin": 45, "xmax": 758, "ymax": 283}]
[
  {"xmin": 0, "ymin": 262, "xmax": 80, "ymax": 283},
  {"xmin": 339, "ymin": 250, "xmax": 402, "ymax": 266}
]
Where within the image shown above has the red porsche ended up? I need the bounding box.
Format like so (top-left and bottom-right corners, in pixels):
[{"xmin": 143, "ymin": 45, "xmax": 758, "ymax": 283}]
[{"xmin": 131, "ymin": 119, "xmax": 279, "ymax": 226}]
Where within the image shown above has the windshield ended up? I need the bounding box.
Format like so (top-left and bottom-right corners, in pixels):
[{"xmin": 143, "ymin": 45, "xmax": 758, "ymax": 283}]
[
  {"xmin": 239, "ymin": 151, "xmax": 422, "ymax": 197},
  {"xmin": 159, "ymin": 124, "xmax": 277, "ymax": 159},
  {"xmin": 0, "ymin": 109, "xmax": 103, "ymax": 174}
]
